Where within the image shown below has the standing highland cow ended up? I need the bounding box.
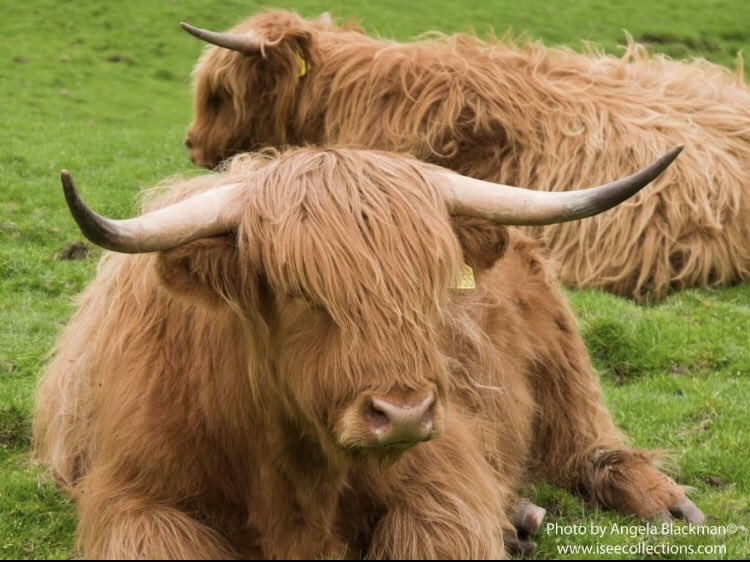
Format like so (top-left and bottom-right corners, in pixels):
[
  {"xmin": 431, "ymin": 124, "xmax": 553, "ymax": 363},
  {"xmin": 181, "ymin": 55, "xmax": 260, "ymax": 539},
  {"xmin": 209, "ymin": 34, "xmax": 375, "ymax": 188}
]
[
  {"xmin": 34, "ymin": 146, "xmax": 701, "ymax": 559},
  {"xmin": 180, "ymin": 10, "xmax": 750, "ymax": 299}
]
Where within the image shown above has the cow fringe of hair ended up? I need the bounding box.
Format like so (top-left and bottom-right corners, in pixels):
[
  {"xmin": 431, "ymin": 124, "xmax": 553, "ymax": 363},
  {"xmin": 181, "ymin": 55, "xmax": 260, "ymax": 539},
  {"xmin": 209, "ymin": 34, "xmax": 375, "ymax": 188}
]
[{"xmin": 33, "ymin": 147, "xmax": 466, "ymax": 485}]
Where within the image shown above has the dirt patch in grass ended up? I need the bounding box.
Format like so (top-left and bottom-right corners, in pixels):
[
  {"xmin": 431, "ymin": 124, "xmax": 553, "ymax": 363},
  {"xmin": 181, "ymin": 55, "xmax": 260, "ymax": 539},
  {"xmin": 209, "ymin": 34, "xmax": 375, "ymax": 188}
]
[
  {"xmin": 639, "ymin": 32, "xmax": 722, "ymax": 52},
  {"xmin": 55, "ymin": 241, "xmax": 89, "ymax": 261}
]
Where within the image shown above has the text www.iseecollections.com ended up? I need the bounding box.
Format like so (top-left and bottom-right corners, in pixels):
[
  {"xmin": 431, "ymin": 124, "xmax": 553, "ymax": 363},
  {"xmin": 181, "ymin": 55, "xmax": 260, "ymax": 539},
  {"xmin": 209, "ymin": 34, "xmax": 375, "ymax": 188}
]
[
  {"xmin": 547, "ymin": 521, "xmax": 741, "ymax": 557},
  {"xmin": 557, "ymin": 543, "xmax": 726, "ymax": 556}
]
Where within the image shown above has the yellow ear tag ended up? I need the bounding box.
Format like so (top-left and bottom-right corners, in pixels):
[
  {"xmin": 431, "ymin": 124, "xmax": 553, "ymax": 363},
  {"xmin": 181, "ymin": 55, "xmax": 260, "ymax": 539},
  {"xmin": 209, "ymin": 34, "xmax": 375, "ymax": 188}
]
[
  {"xmin": 294, "ymin": 51, "xmax": 309, "ymax": 77},
  {"xmin": 453, "ymin": 263, "xmax": 476, "ymax": 290}
]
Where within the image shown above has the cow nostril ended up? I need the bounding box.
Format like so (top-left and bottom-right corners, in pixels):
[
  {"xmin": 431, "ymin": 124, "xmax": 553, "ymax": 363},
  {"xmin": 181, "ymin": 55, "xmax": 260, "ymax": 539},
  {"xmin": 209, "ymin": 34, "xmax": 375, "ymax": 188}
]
[
  {"xmin": 418, "ymin": 401, "xmax": 435, "ymax": 436},
  {"xmin": 365, "ymin": 400, "xmax": 391, "ymax": 432},
  {"xmin": 421, "ymin": 401, "xmax": 435, "ymax": 427},
  {"xmin": 184, "ymin": 137, "xmax": 193, "ymax": 149}
]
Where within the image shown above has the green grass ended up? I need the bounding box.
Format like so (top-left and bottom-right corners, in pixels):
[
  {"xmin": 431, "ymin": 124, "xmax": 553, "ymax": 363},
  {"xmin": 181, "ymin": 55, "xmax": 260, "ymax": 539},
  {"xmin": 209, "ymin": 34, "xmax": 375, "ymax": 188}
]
[{"xmin": 1, "ymin": 0, "xmax": 749, "ymax": 558}]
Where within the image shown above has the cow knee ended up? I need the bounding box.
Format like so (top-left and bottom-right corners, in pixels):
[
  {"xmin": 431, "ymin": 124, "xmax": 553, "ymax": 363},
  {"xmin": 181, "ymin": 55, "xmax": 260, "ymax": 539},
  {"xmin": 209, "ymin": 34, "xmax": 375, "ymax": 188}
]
[
  {"xmin": 367, "ymin": 505, "xmax": 506, "ymax": 560},
  {"xmin": 582, "ymin": 448, "xmax": 703, "ymax": 523},
  {"xmin": 77, "ymin": 489, "xmax": 235, "ymax": 559}
]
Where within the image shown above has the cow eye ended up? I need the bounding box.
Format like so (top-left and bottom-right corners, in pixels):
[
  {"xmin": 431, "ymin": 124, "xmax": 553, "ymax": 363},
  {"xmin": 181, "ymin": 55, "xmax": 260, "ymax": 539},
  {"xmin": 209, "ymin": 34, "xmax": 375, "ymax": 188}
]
[{"xmin": 207, "ymin": 92, "xmax": 224, "ymax": 110}]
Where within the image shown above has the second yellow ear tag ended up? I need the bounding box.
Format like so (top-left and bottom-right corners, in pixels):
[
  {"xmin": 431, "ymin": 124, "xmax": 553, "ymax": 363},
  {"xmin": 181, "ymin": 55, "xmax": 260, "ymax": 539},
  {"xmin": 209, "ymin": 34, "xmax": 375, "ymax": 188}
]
[
  {"xmin": 294, "ymin": 51, "xmax": 309, "ymax": 77},
  {"xmin": 453, "ymin": 263, "xmax": 476, "ymax": 290}
]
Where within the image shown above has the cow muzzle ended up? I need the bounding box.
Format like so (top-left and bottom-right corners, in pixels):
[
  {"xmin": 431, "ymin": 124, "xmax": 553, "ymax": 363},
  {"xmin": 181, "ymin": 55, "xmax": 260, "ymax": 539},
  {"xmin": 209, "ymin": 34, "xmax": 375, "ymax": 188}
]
[
  {"xmin": 184, "ymin": 135, "xmax": 210, "ymax": 167},
  {"xmin": 337, "ymin": 387, "xmax": 444, "ymax": 450}
]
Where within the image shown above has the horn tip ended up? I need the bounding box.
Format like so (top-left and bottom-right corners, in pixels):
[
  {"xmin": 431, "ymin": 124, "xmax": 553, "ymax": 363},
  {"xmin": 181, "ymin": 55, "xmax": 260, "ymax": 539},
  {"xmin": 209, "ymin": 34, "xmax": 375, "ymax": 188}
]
[
  {"xmin": 180, "ymin": 21, "xmax": 200, "ymax": 36},
  {"xmin": 60, "ymin": 170, "xmax": 75, "ymax": 191},
  {"xmin": 60, "ymin": 169, "xmax": 81, "ymax": 207},
  {"xmin": 668, "ymin": 144, "xmax": 685, "ymax": 157},
  {"xmin": 657, "ymin": 144, "xmax": 685, "ymax": 170}
]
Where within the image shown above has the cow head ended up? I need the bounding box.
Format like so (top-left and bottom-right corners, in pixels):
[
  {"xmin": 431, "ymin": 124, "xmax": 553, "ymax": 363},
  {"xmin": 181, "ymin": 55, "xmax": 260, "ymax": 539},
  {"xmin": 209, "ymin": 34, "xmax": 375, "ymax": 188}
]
[
  {"xmin": 181, "ymin": 10, "xmax": 352, "ymax": 168},
  {"xmin": 59, "ymin": 147, "xmax": 680, "ymax": 456}
]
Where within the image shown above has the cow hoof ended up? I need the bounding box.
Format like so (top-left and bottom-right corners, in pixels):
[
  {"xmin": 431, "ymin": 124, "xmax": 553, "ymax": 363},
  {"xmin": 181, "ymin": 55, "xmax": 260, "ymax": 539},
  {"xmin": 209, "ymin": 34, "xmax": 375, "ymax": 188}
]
[
  {"xmin": 668, "ymin": 497, "xmax": 705, "ymax": 525},
  {"xmin": 511, "ymin": 499, "xmax": 547, "ymax": 536},
  {"xmin": 506, "ymin": 535, "xmax": 537, "ymax": 558}
]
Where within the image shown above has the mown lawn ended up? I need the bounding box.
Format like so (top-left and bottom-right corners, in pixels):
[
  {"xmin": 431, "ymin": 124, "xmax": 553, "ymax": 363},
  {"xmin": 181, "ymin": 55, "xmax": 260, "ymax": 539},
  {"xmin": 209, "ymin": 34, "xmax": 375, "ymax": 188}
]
[{"xmin": 1, "ymin": 0, "xmax": 748, "ymax": 558}]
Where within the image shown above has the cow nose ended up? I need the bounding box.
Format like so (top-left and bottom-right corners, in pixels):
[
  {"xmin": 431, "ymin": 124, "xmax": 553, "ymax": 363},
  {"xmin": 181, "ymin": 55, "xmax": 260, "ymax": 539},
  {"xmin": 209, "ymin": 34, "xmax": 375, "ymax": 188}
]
[
  {"xmin": 184, "ymin": 136, "xmax": 193, "ymax": 149},
  {"xmin": 366, "ymin": 391, "xmax": 436, "ymax": 446}
]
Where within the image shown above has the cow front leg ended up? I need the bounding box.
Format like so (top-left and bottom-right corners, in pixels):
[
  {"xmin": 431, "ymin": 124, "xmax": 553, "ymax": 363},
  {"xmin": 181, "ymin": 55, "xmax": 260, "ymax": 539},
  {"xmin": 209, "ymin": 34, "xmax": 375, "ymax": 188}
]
[
  {"xmin": 580, "ymin": 447, "xmax": 704, "ymax": 523},
  {"xmin": 77, "ymin": 471, "xmax": 237, "ymax": 559},
  {"xmin": 526, "ymin": 297, "xmax": 703, "ymax": 522}
]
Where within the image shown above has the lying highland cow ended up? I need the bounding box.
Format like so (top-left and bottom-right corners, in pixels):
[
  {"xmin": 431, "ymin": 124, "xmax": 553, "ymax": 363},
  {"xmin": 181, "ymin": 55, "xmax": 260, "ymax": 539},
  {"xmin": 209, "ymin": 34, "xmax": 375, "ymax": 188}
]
[
  {"xmin": 34, "ymin": 146, "xmax": 701, "ymax": 559},
  {"xmin": 180, "ymin": 10, "xmax": 750, "ymax": 299}
]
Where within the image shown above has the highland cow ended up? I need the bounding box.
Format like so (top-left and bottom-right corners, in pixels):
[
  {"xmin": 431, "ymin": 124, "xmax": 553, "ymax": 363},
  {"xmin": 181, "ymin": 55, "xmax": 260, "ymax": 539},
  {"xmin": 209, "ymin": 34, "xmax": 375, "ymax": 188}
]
[
  {"xmin": 34, "ymin": 146, "xmax": 701, "ymax": 559},
  {"xmin": 181, "ymin": 10, "xmax": 750, "ymax": 299}
]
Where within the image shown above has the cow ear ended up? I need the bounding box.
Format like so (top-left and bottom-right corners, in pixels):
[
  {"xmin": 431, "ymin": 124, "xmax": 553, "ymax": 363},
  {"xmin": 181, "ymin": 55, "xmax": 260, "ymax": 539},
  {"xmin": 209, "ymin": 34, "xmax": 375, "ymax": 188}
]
[
  {"xmin": 157, "ymin": 235, "xmax": 239, "ymax": 306},
  {"xmin": 253, "ymin": 27, "xmax": 314, "ymax": 79},
  {"xmin": 317, "ymin": 12, "xmax": 333, "ymax": 27},
  {"xmin": 451, "ymin": 217, "xmax": 509, "ymax": 271}
]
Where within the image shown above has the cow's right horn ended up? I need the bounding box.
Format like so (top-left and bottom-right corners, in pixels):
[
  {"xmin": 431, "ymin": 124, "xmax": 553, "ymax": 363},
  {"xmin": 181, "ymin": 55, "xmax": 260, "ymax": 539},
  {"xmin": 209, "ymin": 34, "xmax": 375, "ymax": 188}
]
[
  {"xmin": 180, "ymin": 22, "xmax": 280, "ymax": 56},
  {"xmin": 435, "ymin": 145, "xmax": 683, "ymax": 225},
  {"xmin": 60, "ymin": 171, "xmax": 243, "ymax": 253}
]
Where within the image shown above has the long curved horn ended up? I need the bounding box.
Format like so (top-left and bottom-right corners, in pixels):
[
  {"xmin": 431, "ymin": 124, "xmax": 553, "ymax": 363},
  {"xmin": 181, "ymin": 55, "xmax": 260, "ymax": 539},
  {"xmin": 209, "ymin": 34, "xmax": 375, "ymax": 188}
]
[
  {"xmin": 180, "ymin": 22, "xmax": 279, "ymax": 55},
  {"xmin": 435, "ymin": 145, "xmax": 683, "ymax": 225},
  {"xmin": 60, "ymin": 171, "xmax": 244, "ymax": 253}
]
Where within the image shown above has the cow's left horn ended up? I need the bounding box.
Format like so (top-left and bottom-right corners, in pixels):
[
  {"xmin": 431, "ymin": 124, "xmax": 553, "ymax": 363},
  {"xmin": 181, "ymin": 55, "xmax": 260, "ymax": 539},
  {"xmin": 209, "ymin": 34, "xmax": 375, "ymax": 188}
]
[
  {"xmin": 60, "ymin": 171, "xmax": 243, "ymax": 253},
  {"xmin": 435, "ymin": 145, "xmax": 683, "ymax": 225},
  {"xmin": 180, "ymin": 22, "xmax": 279, "ymax": 55}
]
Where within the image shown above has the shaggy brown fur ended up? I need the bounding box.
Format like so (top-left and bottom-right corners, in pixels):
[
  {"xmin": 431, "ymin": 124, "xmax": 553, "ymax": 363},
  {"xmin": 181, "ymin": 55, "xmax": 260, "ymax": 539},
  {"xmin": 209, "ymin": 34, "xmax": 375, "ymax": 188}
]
[
  {"xmin": 185, "ymin": 10, "xmax": 750, "ymax": 299},
  {"xmin": 35, "ymin": 148, "xmax": 692, "ymax": 559}
]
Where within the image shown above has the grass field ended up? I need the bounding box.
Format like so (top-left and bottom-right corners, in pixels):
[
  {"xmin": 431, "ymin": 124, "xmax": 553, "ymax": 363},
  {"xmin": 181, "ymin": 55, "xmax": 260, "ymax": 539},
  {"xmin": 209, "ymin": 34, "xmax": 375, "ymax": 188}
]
[{"xmin": 1, "ymin": 0, "xmax": 749, "ymax": 558}]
